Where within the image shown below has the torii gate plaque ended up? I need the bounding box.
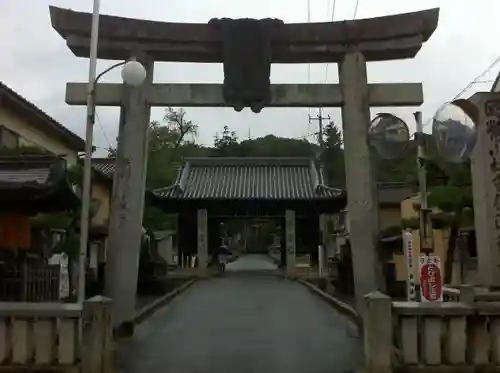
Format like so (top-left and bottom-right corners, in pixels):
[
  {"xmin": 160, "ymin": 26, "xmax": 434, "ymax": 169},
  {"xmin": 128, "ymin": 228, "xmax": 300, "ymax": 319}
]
[{"xmin": 50, "ymin": 6, "xmax": 439, "ymax": 327}]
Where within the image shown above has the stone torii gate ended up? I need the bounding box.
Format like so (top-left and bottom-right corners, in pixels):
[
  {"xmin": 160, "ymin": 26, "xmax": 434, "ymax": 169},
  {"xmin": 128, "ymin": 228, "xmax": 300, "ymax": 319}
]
[{"xmin": 50, "ymin": 6, "xmax": 439, "ymax": 329}]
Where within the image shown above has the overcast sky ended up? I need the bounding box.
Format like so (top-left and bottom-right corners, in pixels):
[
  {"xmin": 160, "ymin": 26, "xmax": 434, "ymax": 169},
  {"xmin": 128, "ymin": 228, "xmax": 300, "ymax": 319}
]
[{"xmin": 1, "ymin": 0, "xmax": 499, "ymax": 156}]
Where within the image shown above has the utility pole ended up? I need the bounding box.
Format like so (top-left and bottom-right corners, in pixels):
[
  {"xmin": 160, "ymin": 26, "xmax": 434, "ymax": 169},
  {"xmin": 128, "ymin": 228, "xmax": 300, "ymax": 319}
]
[
  {"xmin": 309, "ymin": 109, "xmax": 331, "ymax": 278},
  {"xmin": 309, "ymin": 109, "xmax": 330, "ymax": 184}
]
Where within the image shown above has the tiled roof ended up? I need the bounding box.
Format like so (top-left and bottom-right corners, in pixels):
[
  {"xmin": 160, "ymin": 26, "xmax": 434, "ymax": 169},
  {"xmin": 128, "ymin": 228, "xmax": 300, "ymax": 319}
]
[
  {"xmin": 0, "ymin": 157, "xmax": 53, "ymax": 186},
  {"xmin": 378, "ymin": 182, "xmax": 414, "ymax": 205},
  {"xmin": 152, "ymin": 157, "xmax": 345, "ymax": 200},
  {"xmin": 0, "ymin": 155, "xmax": 79, "ymax": 212},
  {"xmin": 92, "ymin": 157, "xmax": 115, "ymax": 180},
  {"xmin": 0, "ymin": 81, "xmax": 85, "ymax": 151}
]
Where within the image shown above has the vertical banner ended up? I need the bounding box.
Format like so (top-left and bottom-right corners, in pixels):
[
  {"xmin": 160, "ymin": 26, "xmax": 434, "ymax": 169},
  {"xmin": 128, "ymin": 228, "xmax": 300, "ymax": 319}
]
[
  {"xmin": 419, "ymin": 254, "xmax": 443, "ymax": 302},
  {"xmin": 403, "ymin": 230, "xmax": 416, "ymax": 301}
]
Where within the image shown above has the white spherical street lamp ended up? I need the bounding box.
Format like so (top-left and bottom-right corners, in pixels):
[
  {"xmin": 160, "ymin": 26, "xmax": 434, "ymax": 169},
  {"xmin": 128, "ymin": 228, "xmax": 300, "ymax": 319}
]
[{"xmin": 121, "ymin": 60, "xmax": 147, "ymax": 86}]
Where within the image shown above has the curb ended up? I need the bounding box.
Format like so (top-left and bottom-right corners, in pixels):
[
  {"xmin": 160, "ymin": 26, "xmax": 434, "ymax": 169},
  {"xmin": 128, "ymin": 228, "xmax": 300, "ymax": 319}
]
[
  {"xmin": 132, "ymin": 279, "xmax": 197, "ymax": 326},
  {"xmin": 296, "ymin": 278, "xmax": 362, "ymax": 335}
]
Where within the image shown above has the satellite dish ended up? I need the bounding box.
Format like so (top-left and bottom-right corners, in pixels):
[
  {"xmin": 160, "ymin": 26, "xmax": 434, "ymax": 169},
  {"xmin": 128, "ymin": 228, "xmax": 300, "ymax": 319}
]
[
  {"xmin": 368, "ymin": 113, "xmax": 410, "ymax": 159},
  {"xmin": 432, "ymin": 102, "xmax": 477, "ymax": 163}
]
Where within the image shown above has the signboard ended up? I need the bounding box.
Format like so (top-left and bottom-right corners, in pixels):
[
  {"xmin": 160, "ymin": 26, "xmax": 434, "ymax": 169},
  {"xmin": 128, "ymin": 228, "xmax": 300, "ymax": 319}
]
[
  {"xmin": 419, "ymin": 254, "xmax": 443, "ymax": 302},
  {"xmin": 403, "ymin": 230, "xmax": 416, "ymax": 301}
]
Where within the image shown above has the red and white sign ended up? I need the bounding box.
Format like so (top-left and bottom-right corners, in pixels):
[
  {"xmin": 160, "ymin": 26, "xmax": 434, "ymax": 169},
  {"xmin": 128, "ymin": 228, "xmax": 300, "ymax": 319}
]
[{"xmin": 419, "ymin": 254, "xmax": 443, "ymax": 302}]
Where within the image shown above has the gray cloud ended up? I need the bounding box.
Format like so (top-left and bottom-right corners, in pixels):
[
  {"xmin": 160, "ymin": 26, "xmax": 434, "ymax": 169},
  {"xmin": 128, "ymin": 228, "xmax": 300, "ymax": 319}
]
[{"xmin": 2, "ymin": 0, "xmax": 500, "ymax": 156}]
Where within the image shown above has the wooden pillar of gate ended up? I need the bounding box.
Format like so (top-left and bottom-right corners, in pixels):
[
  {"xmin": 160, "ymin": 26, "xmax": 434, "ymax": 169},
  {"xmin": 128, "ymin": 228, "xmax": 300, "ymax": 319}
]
[
  {"xmin": 197, "ymin": 209, "xmax": 208, "ymax": 276},
  {"xmin": 285, "ymin": 210, "xmax": 296, "ymax": 277}
]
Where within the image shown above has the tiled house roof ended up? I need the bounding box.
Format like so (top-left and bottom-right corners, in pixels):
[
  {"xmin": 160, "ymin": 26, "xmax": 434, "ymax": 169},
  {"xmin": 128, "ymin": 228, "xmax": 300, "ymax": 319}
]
[
  {"xmin": 0, "ymin": 82, "xmax": 85, "ymax": 151},
  {"xmin": 92, "ymin": 157, "xmax": 115, "ymax": 180},
  {"xmin": 0, "ymin": 155, "xmax": 80, "ymax": 212},
  {"xmin": 151, "ymin": 157, "xmax": 346, "ymax": 201}
]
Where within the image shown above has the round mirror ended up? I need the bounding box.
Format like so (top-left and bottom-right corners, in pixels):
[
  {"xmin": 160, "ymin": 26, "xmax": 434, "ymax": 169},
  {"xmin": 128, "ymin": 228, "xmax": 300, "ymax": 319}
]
[
  {"xmin": 368, "ymin": 113, "xmax": 410, "ymax": 159},
  {"xmin": 432, "ymin": 102, "xmax": 477, "ymax": 163}
]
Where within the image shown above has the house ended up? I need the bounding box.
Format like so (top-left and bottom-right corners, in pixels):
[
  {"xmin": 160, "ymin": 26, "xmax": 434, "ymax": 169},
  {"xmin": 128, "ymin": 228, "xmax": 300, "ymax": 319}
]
[
  {"xmin": 0, "ymin": 82, "xmax": 114, "ymax": 274},
  {"xmin": 336, "ymin": 182, "xmax": 414, "ymax": 296},
  {"xmin": 0, "ymin": 155, "xmax": 80, "ymax": 301},
  {"xmin": 397, "ymin": 194, "xmax": 477, "ymax": 288},
  {"xmin": 377, "ymin": 182, "xmax": 415, "ymax": 229}
]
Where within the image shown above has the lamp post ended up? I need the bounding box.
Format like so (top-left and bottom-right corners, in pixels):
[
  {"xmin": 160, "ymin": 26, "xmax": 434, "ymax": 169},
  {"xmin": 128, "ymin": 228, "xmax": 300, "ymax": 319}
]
[{"xmin": 77, "ymin": 0, "xmax": 147, "ymax": 306}]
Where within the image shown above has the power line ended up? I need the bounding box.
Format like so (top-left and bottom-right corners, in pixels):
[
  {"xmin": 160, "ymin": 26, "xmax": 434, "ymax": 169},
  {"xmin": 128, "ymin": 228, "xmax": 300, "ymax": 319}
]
[
  {"xmin": 324, "ymin": 0, "xmax": 337, "ymax": 83},
  {"xmin": 95, "ymin": 111, "xmax": 112, "ymax": 150},
  {"xmin": 306, "ymin": 0, "xmax": 312, "ymax": 121},
  {"xmin": 451, "ymin": 55, "xmax": 500, "ymax": 101},
  {"xmin": 423, "ymin": 55, "xmax": 500, "ymax": 130},
  {"xmin": 298, "ymin": 131, "xmax": 320, "ymax": 140},
  {"xmin": 353, "ymin": 0, "xmax": 360, "ymax": 19}
]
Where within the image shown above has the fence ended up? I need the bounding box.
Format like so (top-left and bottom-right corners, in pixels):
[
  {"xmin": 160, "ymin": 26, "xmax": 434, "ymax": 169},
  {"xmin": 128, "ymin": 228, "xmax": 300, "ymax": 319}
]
[
  {"xmin": 365, "ymin": 291, "xmax": 500, "ymax": 373},
  {"xmin": 0, "ymin": 296, "xmax": 112, "ymax": 373},
  {"xmin": 0, "ymin": 263, "xmax": 60, "ymax": 302},
  {"xmin": 443, "ymin": 285, "xmax": 500, "ymax": 303}
]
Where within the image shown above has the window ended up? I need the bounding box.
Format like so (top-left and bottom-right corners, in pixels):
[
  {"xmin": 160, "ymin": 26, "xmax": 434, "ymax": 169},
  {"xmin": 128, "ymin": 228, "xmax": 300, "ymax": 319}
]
[{"xmin": 0, "ymin": 126, "xmax": 19, "ymax": 149}]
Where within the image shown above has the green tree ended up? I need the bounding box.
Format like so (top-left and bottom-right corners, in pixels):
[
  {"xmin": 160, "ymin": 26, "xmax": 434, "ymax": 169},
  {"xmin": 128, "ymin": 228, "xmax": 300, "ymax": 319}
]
[
  {"xmin": 106, "ymin": 108, "xmax": 209, "ymax": 232},
  {"xmin": 107, "ymin": 147, "xmax": 116, "ymax": 158},
  {"xmin": 144, "ymin": 108, "xmax": 202, "ymax": 231},
  {"xmin": 321, "ymin": 121, "xmax": 345, "ymax": 187},
  {"xmin": 237, "ymin": 135, "xmax": 316, "ymax": 157},
  {"xmin": 213, "ymin": 126, "xmax": 239, "ymax": 156},
  {"xmin": 147, "ymin": 108, "xmax": 199, "ymax": 189},
  {"xmin": 402, "ymin": 155, "xmax": 473, "ymax": 285}
]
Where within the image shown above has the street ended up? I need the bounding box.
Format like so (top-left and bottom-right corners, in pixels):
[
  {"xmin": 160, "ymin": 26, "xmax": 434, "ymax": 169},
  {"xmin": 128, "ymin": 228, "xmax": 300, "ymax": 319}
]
[{"xmin": 116, "ymin": 255, "xmax": 363, "ymax": 373}]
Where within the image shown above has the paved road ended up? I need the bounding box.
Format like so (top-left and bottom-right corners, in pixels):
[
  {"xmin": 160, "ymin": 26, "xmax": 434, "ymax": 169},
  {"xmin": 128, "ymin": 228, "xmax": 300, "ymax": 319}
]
[
  {"xmin": 226, "ymin": 253, "xmax": 278, "ymax": 272},
  {"xmin": 117, "ymin": 255, "xmax": 363, "ymax": 373}
]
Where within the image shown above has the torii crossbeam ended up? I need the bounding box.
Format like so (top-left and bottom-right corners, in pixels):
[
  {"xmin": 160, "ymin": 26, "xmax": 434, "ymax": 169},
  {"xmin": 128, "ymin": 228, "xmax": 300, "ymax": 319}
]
[
  {"xmin": 65, "ymin": 83, "xmax": 424, "ymax": 107},
  {"xmin": 50, "ymin": 5, "xmax": 439, "ymax": 331},
  {"xmin": 50, "ymin": 6, "xmax": 438, "ymax": 63}
]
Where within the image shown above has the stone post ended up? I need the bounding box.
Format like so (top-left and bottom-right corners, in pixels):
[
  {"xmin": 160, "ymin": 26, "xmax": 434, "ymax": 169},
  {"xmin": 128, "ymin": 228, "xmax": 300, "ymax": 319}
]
[
  {"xmin": 459, "ymin": 284, "xmax": 475, "ymax": 304},
  {"xmin": 364, "ymin": 291, "xmax": 393, "ymax": 373},
  {"xmin": 197, "ymin": 209, "xmax": 208, "ymax": 275},
  {"xmin": 82, "ymin": 296, "xmax": 113, "ymax": 373},
  {"xmin": 339, "ymin": 51, "xmax": 384, "ymax": 310},
  {"xmin": 318, "ymin": 214, "xmax": 328, "ymax": 277},
  {"xmin": 469, "ymin": 92, "xmax": 500, "ymax": 288},
  {"xmin": 105, "ymin": 56, "xmax": 154, "ymax": 332},
  {"xmin": 285, "ymin": 210, "xmax": 296, "ymax": 276}
]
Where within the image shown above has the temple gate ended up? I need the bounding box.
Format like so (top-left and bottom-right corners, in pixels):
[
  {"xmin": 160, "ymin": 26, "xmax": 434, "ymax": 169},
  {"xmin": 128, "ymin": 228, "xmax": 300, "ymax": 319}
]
[{"xmin": 50, "ymin": 6, "xmax": 439, "ymax": 328}]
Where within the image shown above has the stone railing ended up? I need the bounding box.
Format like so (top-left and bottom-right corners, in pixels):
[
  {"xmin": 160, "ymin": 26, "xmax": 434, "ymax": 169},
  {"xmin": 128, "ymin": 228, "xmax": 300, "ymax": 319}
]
[
  {"xmin": 443, "ymin": 285, "xmax": 500, "ymax": 302},
  {"xmin": 365, "ymin": 291, "xmax": 500, "ymax": 373},
  {"xmin": 0, "ymin": 295, "xmax": 112, "ymax": 373}
]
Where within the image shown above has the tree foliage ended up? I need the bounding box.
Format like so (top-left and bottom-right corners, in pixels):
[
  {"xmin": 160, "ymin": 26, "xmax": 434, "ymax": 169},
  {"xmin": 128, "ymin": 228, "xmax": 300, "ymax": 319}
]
[
  {"xmin": 138, "ymin": 108, "xmax": 202, "ymax": 231},
  {"xmin": 213, "ymin": 126, "xmax": 239, "ymax": 157},
  {"xmin": 321, "ymin": 121, "xmax": 345, "ymax": 187}
]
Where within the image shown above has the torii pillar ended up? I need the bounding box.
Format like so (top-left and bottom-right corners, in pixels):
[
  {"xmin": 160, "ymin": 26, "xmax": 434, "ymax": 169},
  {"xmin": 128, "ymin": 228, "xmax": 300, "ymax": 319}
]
[
  {"xmin": 103, "ymin": 55, "xmax": 154, "ymax": 334},
  {"xmin": 50, "ymin": 6, "xmax": 439, "ymax": 315}
]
